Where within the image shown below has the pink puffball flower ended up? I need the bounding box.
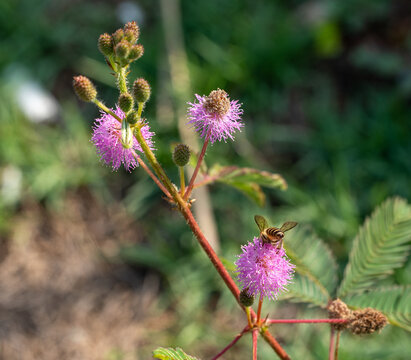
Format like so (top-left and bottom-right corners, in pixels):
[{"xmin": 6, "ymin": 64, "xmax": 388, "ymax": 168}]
[
  {"xmin": 235, "ymin": 237, "xmax": 295, "ymax": 300},
  {"xmin": 187, "ymin": 89, "xmax": 243, "ymax": 143},
  {"xmin": 91, "ymin": 107, "xmax": 155, "ymax": 171}
]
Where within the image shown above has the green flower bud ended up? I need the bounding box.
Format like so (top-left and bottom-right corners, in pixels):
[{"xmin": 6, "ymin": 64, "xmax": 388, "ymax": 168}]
[
  {"xmin": 112, "ymin": 29, "xmax": 124, "ymax": 44},
  {"xmin": 115, "ymin": 41, "xmax": 130, "ymax": 59},
  {"xmin": 172, "ymin": 144, "xmax": 191, "ymax": 167},
  {"xmin": 239, "ymin": 288, "xmax": 254, "ymax": 307},
  {"xmin": 72, "ymin": 75, "xmax": 97, "ymax": 102},
  {"xmin": 98, "ymin": 33, "xmax": 114, "ymax": 57},
  {"xmin": 133, "ymin": 78, "xmax": 151, "ymax": 103},
  {"xmin": 126, "ymin": 111, "xmax": 139, "ymax": 125},
  {"xmin": 119, "ymin": 93, "xmax": 134, "ymax": 113},
  {"xmin": 128, "ymin": 44, "xmax": 144, "ymax": 61},
  {"xmin": 124, "ymin": 21, "xmax": 140, "ymax": 42}
]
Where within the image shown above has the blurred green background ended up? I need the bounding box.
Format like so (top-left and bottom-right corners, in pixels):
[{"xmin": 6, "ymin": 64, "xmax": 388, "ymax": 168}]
[{"xmin": 0, "ymin": 0, "xmax": 410, "ymax": 359}]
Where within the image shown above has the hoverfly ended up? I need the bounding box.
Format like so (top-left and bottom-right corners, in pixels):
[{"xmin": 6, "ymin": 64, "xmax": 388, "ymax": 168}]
[{"xmin": 254, "ymin": 215, "xmax": 298, "ymax": 249}]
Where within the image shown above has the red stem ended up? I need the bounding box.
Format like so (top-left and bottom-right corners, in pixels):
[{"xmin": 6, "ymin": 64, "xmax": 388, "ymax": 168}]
[
  {"xmin": 329, "ymin": 327, "xmax": 335, "ymax": 360},
  {"xmin": 260, "ymin": 330, "xmax": 291, "ymax": 360},
  {"xmin": 211, "ymin": 326, "xmax": 249, "ymax": 360},
  {"xmin": 184, "ymin": 133, "xmax": 210, "ymax": 200},
  {"xmin": 268, "ymin": 319, "xmax": 347, "ymax": 324},
  {"xmin": 252, "ymin": 329, "xmax": 258, "ymax": 360},
  {"xmin": 257, "ymin": 296, "xmax": 263, "ymax": 324}
]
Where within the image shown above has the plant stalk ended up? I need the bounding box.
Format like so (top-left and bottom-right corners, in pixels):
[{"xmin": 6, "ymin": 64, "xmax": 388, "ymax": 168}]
[
  {"xmin": 184, "ymin": 132, "xmax": 210, "ymax": 200},
  {"xmin": 93, "ymin": 99, "xmax": 122, "ymax": 122},
  {"xmin": 252, "ymin": 329, "xmax": 258, "ymax": 360},
  {"xmin": 268, "ymin": 319, "xmax": 347, "ymax": 325},
  {"xmin": 211, "ymin": 326, "xmax": 249, "ymax": 360},
  {"xmin": 179, "ymin": 166, "xmax": 185, "ymax": 194}
]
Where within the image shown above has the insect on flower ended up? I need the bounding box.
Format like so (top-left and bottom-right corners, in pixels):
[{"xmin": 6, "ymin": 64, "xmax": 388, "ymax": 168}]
[{"xmin": 254, "ymin": 215, "xmax": 298, "ymax": 249}]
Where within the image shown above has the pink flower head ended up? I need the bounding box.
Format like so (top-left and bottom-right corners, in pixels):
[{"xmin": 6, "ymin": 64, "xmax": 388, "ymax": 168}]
[
  {"xmin": 187, "ymin": 89, "xmax": 243, "ymax": 143},
  {"xmin": 235, "ymin": 237, "xmax": 295, "ymax": 300},
  {"xmin": 91, "ymin": 107, "xmax": 155, "ymax": 171}
]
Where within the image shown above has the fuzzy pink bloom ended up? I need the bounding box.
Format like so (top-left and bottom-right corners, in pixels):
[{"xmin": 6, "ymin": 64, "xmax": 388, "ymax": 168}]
[
  {"xmin": 91, "ymin": 107, "xmax": 155, "ymax": 171},
  {"xmin": 235, "ymin": 237, "xmax": 295, "ymax": 300},
  {"xmin": 187, "ymin": 90, "xmax": 243, "ymax": 143}
]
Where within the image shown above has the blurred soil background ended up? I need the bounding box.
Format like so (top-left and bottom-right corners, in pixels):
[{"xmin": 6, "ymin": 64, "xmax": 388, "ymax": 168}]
[{"xmin": 0, "ymin": 0, "xmax": 410, "ymax": 359}]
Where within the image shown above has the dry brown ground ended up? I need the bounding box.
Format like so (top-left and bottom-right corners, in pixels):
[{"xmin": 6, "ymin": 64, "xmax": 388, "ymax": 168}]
[{"xmin": 0, "ymin": 191, "xmax": 174, "ymax": 360}]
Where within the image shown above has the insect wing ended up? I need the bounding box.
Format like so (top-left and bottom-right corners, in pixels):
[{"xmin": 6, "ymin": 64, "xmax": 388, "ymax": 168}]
[
  {"xmin": 254, "ymin": 215, "xmax": 269, "ymax": 232},
  {"xmin": 280, "ymin": 221, "xmax": 298, "ymax": 232}
]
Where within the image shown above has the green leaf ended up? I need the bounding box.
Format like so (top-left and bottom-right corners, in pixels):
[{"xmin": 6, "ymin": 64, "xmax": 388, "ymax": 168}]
[
  {"xmin": 343, "ymin": 286, "xmax": 411, "ymax": 332},
  {"xmin": 280, "ymin": 273, "xmax": 330, "ymax": 308},
  {"xmin": 285, "ymin": 226, "xmax": 337, "ymax": 297},
  {"xmin": 211, "ymin": 165, "xmax": 287, "ymax": 190},
  {"xmin": 338, "ymin": 197, "xmax": 411, "ymax": 297},
  {"xmin": 202, "ymin": 165, "xmax": 286, "ymax": 206},
  {"xmin": 153, "ymin": 347, "xmax": 200, "ymax": 360}
]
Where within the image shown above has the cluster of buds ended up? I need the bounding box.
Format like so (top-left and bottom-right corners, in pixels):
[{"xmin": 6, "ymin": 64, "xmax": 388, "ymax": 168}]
[
  {"xmin": 98, "ymin": 21, "xmax": 143, "ymax": 67},
  {"xmin": 327, "ymin": 299, "xmax": 388, "ymax": 335}
]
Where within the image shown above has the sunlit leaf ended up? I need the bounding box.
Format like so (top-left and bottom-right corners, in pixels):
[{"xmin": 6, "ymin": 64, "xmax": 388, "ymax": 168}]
[
  {"xmin": 338, "ymin": 198, "xmax": 411, "ymax": 297},
  {"xmin": 153, "ymin": 347, "xmax": 200, "ymax": 360}
]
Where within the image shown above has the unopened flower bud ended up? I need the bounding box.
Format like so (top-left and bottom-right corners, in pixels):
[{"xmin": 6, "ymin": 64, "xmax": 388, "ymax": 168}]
[
  {"xmin": 126, "ymin": 111, "xmax": 139, "ymax": 125},
  {"xmin": 112, "ymin": 29, "xmax": 124, "ymax": 44},
  {"xmin": 119, "ymin": 93, "xmax": 134, "ymax": 113},
  {"xmin": 128, "ymin": 44, "xmax": 144, "ymax": 61},
  {"xmin": 72, "ymin": 75, "xmax": 97, "ymax": 102},
  {"xmin": 115, "ymin": 41, "xmax": 130, "ymax": 59},
  {"xmin": 239, "ymin": 288, "xmax": 255, "ymax": 307},
  {"xmin": 124, "ymin": 21, "xmax": 140, "ymax": 42},
  {"xmin": 204, "ymin": 89, "xmax": 231, "ymax": 117},
  {"xmin": 98, "ymin": 33, "xmax": 114, "ymax": 57},
  {"xmin": 327, "ymin": 299, "xmax": 352, "ymax": 331},
  {"xmin": 172, "ymin": 144, "xmax": 191, "ymax": 167},
  {"xmin": 133, "ymin": 78, "xmax": 151, "ymax": 103},
  {"xmin": 349, "ymin": 308, "xmax": 388, "ymax": 335},
  {"xmin": 121, "ymin": 119, "xmax": 133, "ymax": 149}
]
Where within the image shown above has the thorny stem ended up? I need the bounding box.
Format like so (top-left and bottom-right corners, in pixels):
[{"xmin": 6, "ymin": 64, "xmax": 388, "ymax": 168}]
[
  {"xmin": 117, "ymin": 67, "xmax": 129, "ymax": 94},
  {"xmin": 131, "ymin": 151, "xmax": 172, "ymax": 200},
  {"xmin": 93, "ymin": 99, "xmax": 122, "ymax": 122},
  {"xmin": 179, "ymin": 166, "xmax": 185, "ymax": 194},
  {"xmin": 329, "ymin": 327, "xmax": 335, "ymax": 360},
  {"xmin": 257, "ymin": 295, "xmax": 263, "ymax": 324},
  {"xmin": 268, "ymin": 319, "xmax": 348, "ymax": 325},
  {"xmin": 252, "ymin": 329, "xmax": 258, "ymax": 360},
  {"xmin": 335, "ymin": 331, "xmax": 341, "ymax": 360},
  {"xmin": 211, "ymin": 326, "xmax": 249, "ymax": 360},
  {"xmin": 184, "ymin": 131, "xmax": 210, "ymax": 200}
]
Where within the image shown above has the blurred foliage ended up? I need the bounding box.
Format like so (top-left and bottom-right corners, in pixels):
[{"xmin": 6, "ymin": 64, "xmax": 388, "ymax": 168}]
[{"xmin": 0, "ymin": 0, "xmax": 410, "ymax": 359}]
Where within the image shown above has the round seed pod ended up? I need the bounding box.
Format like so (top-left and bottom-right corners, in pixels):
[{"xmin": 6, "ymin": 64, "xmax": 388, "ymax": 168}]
[
  {"xmin": 126, "ymin": 111, "xmax": 139, "ymax": 125},
  {"xmin": 124, "ymin": 21, "xmax": 140, "ymax": 42},
  {"xmin": 119, "ymin": 93, "xmax": 134, "ymax": 113},
  {"xmin": 133, "ymin": 78, "xmax": 151, "ymax": 103},
  {"xmin": 172, "ymin": 144, "xmax": 191, "ymax": 167},
  {"xmin": 112, "ymin": 29, "xmax": 124, "ymax": 44},
  {"xmin": 98, "ymin": 33, "xmax": 114, "ymax": 57},
  {"xmin": 115, "ymin": 41, "xmax": 130, "ymax": 60},
  {"xmin": 128, "ymin": 44, "xmax": 144, "ymax": 61},
  {"xmin": 327, "ymin": 299, "xmax": 352, "ymax": 331},
  {"xmin": 349, "ymin": 308, "xmax": 388, "ymax": 335},
  {"xmin": 72, "ymin": 75, "xmax": 97, "ymax": 102},
  {"xmin": 239, "ymin": 288, "xmax": 255, "ymax": 307}
]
